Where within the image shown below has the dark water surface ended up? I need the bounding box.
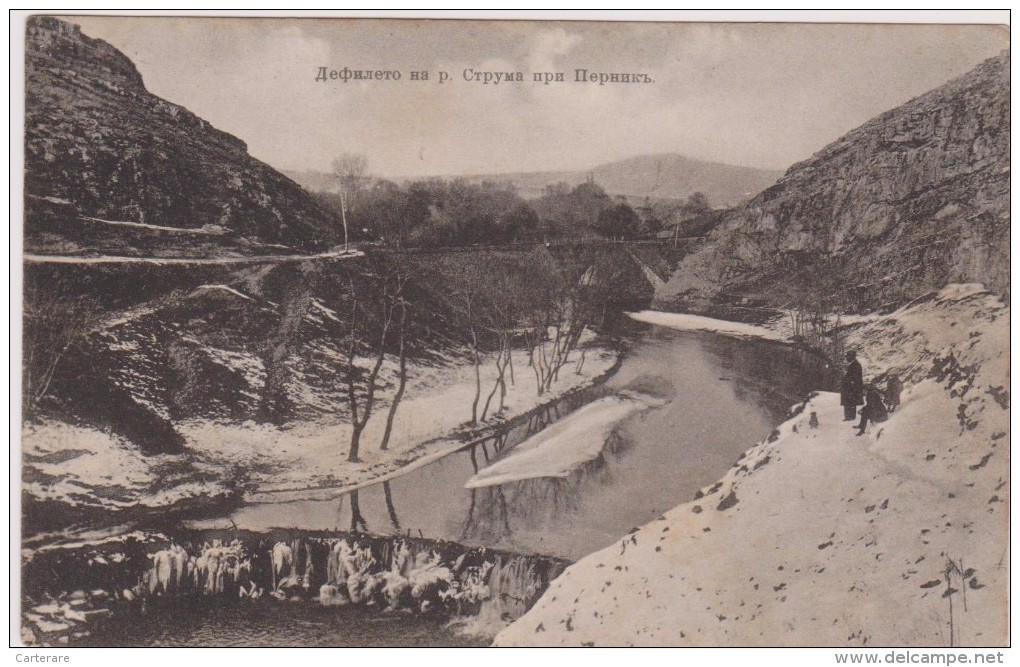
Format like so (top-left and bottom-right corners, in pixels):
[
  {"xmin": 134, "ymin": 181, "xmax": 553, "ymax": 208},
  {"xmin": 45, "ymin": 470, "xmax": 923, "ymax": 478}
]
[
  {"xmin": 218, "ymin": 326, "xmax": 834, "ymax": 561},
  {"xmin": 76, "ymin": 601, "xmax": 487, "ymax": 647}
]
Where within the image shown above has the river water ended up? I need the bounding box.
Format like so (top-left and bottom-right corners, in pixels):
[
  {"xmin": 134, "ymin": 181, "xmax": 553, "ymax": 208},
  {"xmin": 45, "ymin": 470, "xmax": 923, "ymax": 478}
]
[
  {"xmin": 219, "ymin": 326, "xmax": 834, "ymax": 561},
  {"xmin": 75, "ymin": 603, "xmax": 488, "ymax": 648}
]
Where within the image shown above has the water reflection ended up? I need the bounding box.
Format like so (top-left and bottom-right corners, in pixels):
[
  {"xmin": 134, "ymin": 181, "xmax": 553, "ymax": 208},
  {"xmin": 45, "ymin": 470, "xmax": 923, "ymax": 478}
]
[
  {"xmin": 461, "ymin": 485, "xmax": 513, "ymax": 544},
  {"xmin": 226, "ymin": 326, "xmax": 836, "ymax": 561},
  {"xmin": 349, "ymin": 490, "xmax": 368, "ymax": 533},
  {"xmin": 383, "ymin": 481, "xmax": 400, "ymax": 532}
]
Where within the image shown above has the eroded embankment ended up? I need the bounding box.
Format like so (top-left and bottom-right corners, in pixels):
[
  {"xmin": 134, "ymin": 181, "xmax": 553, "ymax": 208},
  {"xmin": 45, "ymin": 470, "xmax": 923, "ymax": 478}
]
[{"xmin": 496, "ymin": 284, "xmax": 1009, "ymax": 647}]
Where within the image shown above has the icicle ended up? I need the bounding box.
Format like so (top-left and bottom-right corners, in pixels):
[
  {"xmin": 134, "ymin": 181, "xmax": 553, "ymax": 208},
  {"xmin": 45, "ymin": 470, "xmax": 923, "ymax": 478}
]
[
  {"xmin": 271, "ymin": 541, "xmax": 295, "ymax": 593},
  {"xmin": 318, "ymin": 584, "xmax": 345, "ymax": 606}
]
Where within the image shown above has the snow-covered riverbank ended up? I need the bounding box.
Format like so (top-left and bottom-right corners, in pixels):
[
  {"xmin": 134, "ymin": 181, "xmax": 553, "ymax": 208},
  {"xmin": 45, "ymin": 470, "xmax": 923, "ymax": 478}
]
[
  {"xmin": 22, "ymin": 335, "xmax": 619, "ymax": 547},
  {"xmin": 497, "ymin": 284, "xmax": 1009, "ymax": 646},
  {"xmin": 628, "ymin": 308, "xmax": 878, "ymax": 344}
]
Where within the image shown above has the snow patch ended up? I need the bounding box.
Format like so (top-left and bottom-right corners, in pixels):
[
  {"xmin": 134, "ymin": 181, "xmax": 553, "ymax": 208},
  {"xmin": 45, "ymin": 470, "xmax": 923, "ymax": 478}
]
[
  {"xmin": 465, "ymin": 392, "xmax": 665, "ymax": 489},
  {"xmin": 81, "ymin": 216, "xmax": 227, "ymax": 235},
  {"xmin": 193, "ymin": 284, "xmax": 256, "ymax": 302},
  {"xmin": 310, "ymin": 299, "xmax": 341, "ymax": 322},
  {"xmin": 628, "ymin": 310, "xmax": 787, "ymax": 342}
]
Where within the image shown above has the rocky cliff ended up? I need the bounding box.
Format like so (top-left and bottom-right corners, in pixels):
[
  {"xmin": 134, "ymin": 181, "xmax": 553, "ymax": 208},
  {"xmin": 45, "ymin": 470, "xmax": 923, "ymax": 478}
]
[
  {"xmin": 665, "ymin": 52, "xmax": 1010, "ymax": 313},
  {"xmin": 24, "ymin": 17, "xmax": 336, "ymax": 253}
]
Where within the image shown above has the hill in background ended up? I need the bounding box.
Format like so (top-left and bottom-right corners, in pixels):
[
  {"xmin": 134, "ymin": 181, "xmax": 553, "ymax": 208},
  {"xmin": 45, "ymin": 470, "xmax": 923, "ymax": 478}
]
[{"xmin": 286, "ymin": 153, "xmax": 783, "ymax": 208}]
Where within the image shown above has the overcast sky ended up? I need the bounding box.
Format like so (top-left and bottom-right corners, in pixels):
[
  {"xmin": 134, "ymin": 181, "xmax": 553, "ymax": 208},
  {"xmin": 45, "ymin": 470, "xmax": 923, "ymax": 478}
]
[{"xmin": 67, "ymin": 16, "xmax": 1007, "ymax": 178}]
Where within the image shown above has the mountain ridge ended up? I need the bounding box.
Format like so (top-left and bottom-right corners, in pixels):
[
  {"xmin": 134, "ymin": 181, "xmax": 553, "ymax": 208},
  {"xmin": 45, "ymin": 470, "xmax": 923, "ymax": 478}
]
[
  {"xmin": 24, "ymin": 16, "xmax": 337, "ymax": 255},
  {"xmin": 663, "ymin": 51, "xmax": 1010, "ymax": 313}
]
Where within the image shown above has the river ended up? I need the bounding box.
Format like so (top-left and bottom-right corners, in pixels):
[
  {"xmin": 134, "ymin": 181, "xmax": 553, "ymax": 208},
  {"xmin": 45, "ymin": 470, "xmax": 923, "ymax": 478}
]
[
  {"xmin": 208, "ymin": 325, "xmax": 834, "ymax": 561},
  {"xmin": 56, "ymin": 324, "xmax": 835, "ymax": 647}
]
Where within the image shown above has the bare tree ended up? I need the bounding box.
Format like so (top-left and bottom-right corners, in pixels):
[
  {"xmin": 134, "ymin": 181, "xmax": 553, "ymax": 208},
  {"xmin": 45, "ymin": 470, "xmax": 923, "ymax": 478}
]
[
  {"xmin": 521, "ymin": 250, "xmax": 600, "ymax": 395},
  {"xmin": 341, "ymin": 264, "xmax": 408, "ymax": 462},
  {"xmin": 377, "ymin": 292, "xmax": 408, "ymax": 451},
  {"xmin": 476, "ymin": 262, "xmax": 525, "ymax": 421},
  {"xmin": 479, "ymin": 310, "xmax": 513, "ymax": 421},
  {"xmin": 332, "ymin": 153, "xmax": 370, "ymax": 251},
  {"xmin": 431, "ymin": 262, "xmax": 486, "ymax": 426},
  {"xmin": 23, "ymin": 282, "xmax": 101, "ymax": 418}
]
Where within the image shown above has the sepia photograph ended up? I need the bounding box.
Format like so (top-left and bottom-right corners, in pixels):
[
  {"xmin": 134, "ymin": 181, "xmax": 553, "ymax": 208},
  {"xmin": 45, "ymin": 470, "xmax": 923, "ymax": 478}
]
[{"xmin": 12, "ymin": 10, "xmax": 1011, "ymax": 653}]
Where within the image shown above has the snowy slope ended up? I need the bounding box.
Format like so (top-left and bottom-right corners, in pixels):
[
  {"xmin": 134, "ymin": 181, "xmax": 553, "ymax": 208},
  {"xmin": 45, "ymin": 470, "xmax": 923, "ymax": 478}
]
[{"xmin": 496, "ymin": 284, "xmax": 1009, "ymax": 647}]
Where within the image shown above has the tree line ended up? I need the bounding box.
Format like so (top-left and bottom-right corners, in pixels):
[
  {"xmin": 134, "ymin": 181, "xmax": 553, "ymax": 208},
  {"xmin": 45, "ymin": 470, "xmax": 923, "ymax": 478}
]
[
  {"xmin": 331, "ymin": 246, "xmax": 636, "ymax": 462},
  {"xmin": 315, "ymin": 154, "xmax": 714, "ymax": 248}
]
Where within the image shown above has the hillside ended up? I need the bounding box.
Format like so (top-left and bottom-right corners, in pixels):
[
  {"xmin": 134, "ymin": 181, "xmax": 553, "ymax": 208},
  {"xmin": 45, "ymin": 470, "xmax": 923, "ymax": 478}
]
[
  {"xmin": 285, "ymin": 154, "xmax": 782, "ymax": 207},
  {"xmin": 498, "ymin": 284, "xmax": 1009, "ymax": 646},
  {"xmin": 662, "ymin": 52, "xmax": 1010, "ymax": 313},
  {"xmin": 24, "ymin": 17, "xmax": 336, "ymax": 256}
]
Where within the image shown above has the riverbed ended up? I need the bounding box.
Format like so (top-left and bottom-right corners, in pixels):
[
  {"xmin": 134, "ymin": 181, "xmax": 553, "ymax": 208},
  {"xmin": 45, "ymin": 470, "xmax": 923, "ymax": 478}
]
[
  {"xmin": 202, "ymin": 325, "xmax": 834, "ymax": 561},
  {"xmin": 49, "ymin": 324, "xmax": 835, "ymax": 647}
]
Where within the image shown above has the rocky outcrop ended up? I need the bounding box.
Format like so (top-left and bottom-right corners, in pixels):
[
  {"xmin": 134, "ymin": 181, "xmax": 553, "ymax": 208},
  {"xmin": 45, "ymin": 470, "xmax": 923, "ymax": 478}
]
[
  {"xmin": 25, "ymin": 17, "xmax": 336, "ymax": 252},
  {"xmin": 665, "ymin": 52, "xmax": 1010, "ymax": 313}
]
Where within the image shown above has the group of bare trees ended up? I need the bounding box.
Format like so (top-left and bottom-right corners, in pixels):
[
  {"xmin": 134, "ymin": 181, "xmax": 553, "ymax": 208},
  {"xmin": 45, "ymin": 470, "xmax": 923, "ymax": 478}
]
[
  {"xmin": 766, "ymin": 252, "xmax": 851, "ymax": 365},
  {"xmin": 336, "ymin": 261, "xmax": 413, "ymax": 462},
  {"xmin": 420, "ymin": 247, "xmax": 616, "ymax": 434},
  {"xmin": 321, "ymin": 152, "xmax": 664, "ymax": 247},
  {"xmin": 259, "ymin": 246, "xmax": 615, "ymax": 464}
]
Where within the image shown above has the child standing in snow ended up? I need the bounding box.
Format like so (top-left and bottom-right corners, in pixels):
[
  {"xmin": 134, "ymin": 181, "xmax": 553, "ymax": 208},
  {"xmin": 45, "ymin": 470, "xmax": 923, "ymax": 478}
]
[{"xmin": 856, "ymin": 383, "xmax": 888, "ymax": 436}]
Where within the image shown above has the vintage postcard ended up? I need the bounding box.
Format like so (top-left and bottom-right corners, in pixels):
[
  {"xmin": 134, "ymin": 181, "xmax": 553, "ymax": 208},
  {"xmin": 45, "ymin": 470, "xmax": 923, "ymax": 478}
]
[{"xmin": 16, "ymin": 12, "xmax": 1009, "ymax": 651}]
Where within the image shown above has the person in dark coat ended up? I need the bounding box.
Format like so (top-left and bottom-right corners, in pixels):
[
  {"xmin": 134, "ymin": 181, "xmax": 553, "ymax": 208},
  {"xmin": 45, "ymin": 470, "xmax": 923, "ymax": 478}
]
[
  {"xmin": 840, "ymin": 351, "xmax": 864, "ymax": 421},
  {"xmin": 856, "ymin": 382, "xmax": 889, "ymax": 436},
  {"xmin": 886, "ymin": 373, "xmax": 903, "ymax": 412}
]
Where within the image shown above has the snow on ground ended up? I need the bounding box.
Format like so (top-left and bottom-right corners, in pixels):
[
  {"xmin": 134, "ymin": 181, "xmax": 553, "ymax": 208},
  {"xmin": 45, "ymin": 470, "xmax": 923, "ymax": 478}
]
[
  {"xmin": 22, "ymin": 422, "xmax": 204, "ymax": 512},
  {"xmin": 28, "ymin": 194, "xmax": 71, "ymax": 205},
  {"xmin": 628, "ymin": 310, "xmax": 787, "ymax": 342},
  {"xmin": 465, "ymin": 392, "xmax": 665, "ymax": 489},
  {"xmin": 187, "ymin": 336, "xmax": 619, "ymax": 500},
  {"xmin": 310, "ymin": 299, "xmax": 341, "ymax": 322},
  {"xmin": 497, "ymin": 285, "xmax": 1008, "ymax": 646},
  {"xmin": 193, "ymin": 284, "xmax": 257, "ymax": 301},
  {"xmin": 81, "ymin": 216, "xmax": 226, "ymax": 234},
  {"xmin": 629, "ymin": 309, "xmax": 879, "ymax": 344}
]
